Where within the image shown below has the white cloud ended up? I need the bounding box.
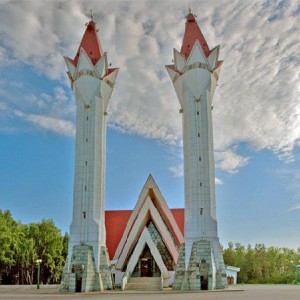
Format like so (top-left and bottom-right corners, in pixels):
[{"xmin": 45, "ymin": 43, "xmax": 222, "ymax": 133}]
[
  {"xmin": 215, "ymin": 177, "xmax": 223, "ymax": 185},
  {"xmin": 215, "ymin": 150, "xmax": 250, "ymax": 174},
  {"xmin": 0, "ymin": 46, "xmax": 8, "ymax": 65},
  {"xmin": 0, "ymin": 81, "xmax": 75, "ymax": 135},
  {"xmin": 0, "ymin": 0, "xmax": 299, "ymax": 173},
  {"xmin": 25, "ymin": 114, "xmax": 75, "ymax": 136},
  {"xmin": 11, "ymin": 108, "xmax": 75, "ymax": 136},
  {"xmin": 169, "ymin": 164, "xmax": 183, "ymax": 177},
  {"xmin": 289, "ymin": 203, "xmax": 300, "ymax": 211}
]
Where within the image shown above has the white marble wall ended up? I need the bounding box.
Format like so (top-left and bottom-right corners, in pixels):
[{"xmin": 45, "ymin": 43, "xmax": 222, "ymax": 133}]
[
  {"xmin": 181, "ymin": 69, "xmax": 220, "ymax": 267},
  {"xmin": 166, "ymin": 41, "xmax": 224, "ymax": 273},
  {"xmin": 68, "ymin": 79, "xmax": 106, "ymax": 273},
  {"xmin": 65, "ymin": 50, "xmax": 118, "ymax": 274}
]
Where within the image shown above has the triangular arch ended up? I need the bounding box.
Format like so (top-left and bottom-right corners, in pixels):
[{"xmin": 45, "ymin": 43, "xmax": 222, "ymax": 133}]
[
  {"xmin": 114, "ymin": 175, "xmax": 184, "ymax": 262},
  {"xmin": 115, "ymin": 196, "xmax": 179, "ymax": 270},
  {"xmin": 126, "ymin": 227, "xmax": 169, "ymax": 279}
]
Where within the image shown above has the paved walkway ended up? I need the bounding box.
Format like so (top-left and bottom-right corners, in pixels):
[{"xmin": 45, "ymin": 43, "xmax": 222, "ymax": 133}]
[{"xmin": 0, "ymin": 285, "xmax": 300, "ymax": 300}]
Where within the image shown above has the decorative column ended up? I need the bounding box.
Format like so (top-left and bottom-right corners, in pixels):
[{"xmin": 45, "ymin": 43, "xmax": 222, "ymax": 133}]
[
  {"xmin": 61, "ymin": 13, "xmax": 119, "ymax": 292},
  {"xmin": 165, "ymin": 9, "xmax": 227, "ymax": 290}
]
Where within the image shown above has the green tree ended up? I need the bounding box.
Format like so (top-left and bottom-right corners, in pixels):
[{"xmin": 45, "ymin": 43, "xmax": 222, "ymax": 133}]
[
  {"xmin": 27, "ymin": 219, "xmax": 65, "ymax": 284},
  {"xmin": 0, "ymin": 210, "xmax": 67, "ymax": 284},
  {"xmin": 0, "ymin": 210, "xmax": 25, "ymax": 283},
  {"xmin": 223, "ymin": 242, "xmax": 298, "ymax": 284}
]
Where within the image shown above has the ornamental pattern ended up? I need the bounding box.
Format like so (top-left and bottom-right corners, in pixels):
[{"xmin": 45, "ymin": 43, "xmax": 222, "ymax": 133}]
[{"xmin": 147, "ymin": 220, "xmax": 175, "ymax": 271}]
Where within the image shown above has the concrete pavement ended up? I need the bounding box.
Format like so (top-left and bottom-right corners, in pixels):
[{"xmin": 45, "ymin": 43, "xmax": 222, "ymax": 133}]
[{"xmin": 0, "ymin": 285, "xmax": 299, "ymax": 299}]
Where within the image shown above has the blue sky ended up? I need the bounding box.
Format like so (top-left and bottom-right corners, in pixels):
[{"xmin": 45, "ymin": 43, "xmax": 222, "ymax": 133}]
[{"xmin": 0, "ymin": 0, "xmax": 299, "ymax": 249}]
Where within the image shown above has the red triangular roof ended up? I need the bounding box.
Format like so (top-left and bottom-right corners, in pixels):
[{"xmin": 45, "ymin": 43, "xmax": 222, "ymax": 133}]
[
  {"xmin": 180, "ymin": 13, "xmax": 210, "ymax": 59},
  {"xmin": 105, "ymin": 208, "xmax": 184, "ymax": 260},
  {"xmin": 105, "ymin": 210, "xmax": 132, "ymax": 260},
  {"xmin": 73, "ymin": 20, "xmax": 103, "ymax": 66}
]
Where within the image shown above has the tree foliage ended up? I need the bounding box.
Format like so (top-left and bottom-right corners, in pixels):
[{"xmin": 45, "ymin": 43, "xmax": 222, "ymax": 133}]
[
  {"xmin": 0, "ymin": 209, "xmax": 68, "ymax": 284},
  {"xmin": 223, "ymin": 242, "xmax": 300, "ymax": 284},
  {"xmin": 1, "ymin": 209, "xmax": 299, "ymax": 285}
]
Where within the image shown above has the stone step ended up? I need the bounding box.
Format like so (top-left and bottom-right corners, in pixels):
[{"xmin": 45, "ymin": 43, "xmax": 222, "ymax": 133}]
[
  {"xmin": 125, "ymin": 277, "xmax": 162, "ymax": 291},
  {"xmin": 128, "ymin": 277, "xmax": 161, "ymax": 283}
]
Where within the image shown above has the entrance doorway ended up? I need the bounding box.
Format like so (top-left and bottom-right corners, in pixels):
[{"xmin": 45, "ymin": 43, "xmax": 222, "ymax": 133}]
[
  {"xmin": 141, "ymin": 258, "xmax": 153, "ymax": 277},
  {"xmin": 73, "ymin": 264, "xmax": 85, "ymax": 292},
  {"xmin": 75, "ymin": 275, "xmax": 82, "ymax": 293},
  {"xmin": 131, "ymin": 245, "xmax": 160, "ymax": 278},
  {"xmin": 199, "ymin": 262, "xmax": 209, "ymax": 290},
  {"xmin": 200, "ymin": 275, "xmax": 208, "ymax": 290}
]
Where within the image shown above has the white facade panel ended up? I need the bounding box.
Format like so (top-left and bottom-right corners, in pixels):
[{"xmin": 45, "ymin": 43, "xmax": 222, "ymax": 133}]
[{"xmin": 65, "ymin": 47, "xmax": 118, "ymax": 274}]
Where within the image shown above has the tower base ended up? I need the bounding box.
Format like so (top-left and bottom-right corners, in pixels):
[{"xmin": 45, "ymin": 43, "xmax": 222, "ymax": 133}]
[
  {"xmin": 60, "ymin": 245, "xmax": 113, "ymax": 292},
  {"xmin": 173, "ymin": 241, "xmax": 227, "ymax": 290}
]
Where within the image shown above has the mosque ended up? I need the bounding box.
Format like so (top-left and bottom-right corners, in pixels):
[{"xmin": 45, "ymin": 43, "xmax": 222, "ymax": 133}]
[{"xmin": 60, "ymin": 8, "xmax": 238, "ymax": 293}]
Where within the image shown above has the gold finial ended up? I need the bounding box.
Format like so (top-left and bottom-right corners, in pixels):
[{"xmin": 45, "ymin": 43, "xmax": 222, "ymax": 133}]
[{"xmin": 89, "ymin": 9, "xmax": 94, "ymax": 21}]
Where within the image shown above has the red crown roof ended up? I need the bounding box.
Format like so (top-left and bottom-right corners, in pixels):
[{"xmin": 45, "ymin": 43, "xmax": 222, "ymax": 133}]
[
  {"xmin": 180, "ymin": 13, "xmax": 210, "ymax": 59},
  {"xmin": 73, "ymin": 20, "xmax": 103, "ymax": 66},
  {"xmin": 105, "ymin": 209, "xmax": 184, "ymax": 260}
]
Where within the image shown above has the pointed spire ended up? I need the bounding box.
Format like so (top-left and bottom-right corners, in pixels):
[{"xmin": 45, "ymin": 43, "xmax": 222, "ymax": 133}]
[
  {"xmin": 89, "ymin": 9, "xmax": 94, "ymax": 21},
  {"xmin": 72, "ymin": 11, "xmax": 104, "ymax": 66},
  {"xmin": 180, "ymin": 10, "xmax": 210, "ymax": 59}
]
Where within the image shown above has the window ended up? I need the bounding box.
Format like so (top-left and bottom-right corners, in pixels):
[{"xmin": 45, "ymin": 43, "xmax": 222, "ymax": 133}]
[
  {"xmin": 197, "ymin": 111, "xmax": 199, "ymax": 115},
  {"xmin": 83, "ymin": 212, "xmax": 86, "ymax": 219},
  {"xmin": 200, "ymin": 208, "xmax": 203, "ymax": 215},
  {"xmin": 200, "ymin": 182, "xmax": 202, "ymax": 187}
]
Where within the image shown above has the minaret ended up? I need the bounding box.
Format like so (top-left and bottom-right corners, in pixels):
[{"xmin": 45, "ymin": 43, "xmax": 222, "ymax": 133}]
[
  {"xmin": 61, "ymin": 12, "xmax": 119, "ymax": 292},
  {"xmin": 165, "ymin": 10, "xmax": 227, "ymax": 290}
]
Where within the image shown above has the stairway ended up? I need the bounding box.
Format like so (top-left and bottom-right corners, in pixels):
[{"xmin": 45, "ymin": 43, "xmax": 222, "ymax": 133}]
[{"xmin": 125, "ymin": 277, "xmax": 162, "ymax": 291}]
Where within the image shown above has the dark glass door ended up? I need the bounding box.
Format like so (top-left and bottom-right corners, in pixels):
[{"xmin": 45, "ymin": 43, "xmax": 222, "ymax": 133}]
[
  {"xmin": 141, "ymin": 260, "xmax": 148, "ymax": 277},
  {"xmin": 147, "ymin": 259, "xmax": 153, "ymax": 277},
  {"xmin": 75, "ymin": 274, "xmax": 82, "ymax": 292}
]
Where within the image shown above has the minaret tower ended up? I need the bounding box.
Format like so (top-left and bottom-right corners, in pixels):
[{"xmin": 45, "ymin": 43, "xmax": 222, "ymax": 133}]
[
  {"xmin": 61, "ymin": 12, "xmax": 119, "ymax": 292},
  {"xmin": 165, "ymin": 10, "xmax": 227, "ymax": 290}
]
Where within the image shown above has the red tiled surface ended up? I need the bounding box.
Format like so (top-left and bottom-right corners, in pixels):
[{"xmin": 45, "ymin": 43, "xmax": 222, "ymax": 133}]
[
  {"xmin": 73, "ymin": 20, "xmax": 103, "ymax": 66},
  {"xmin": 180, "ymin": 13, "xmax": 210, "ymax": 59},
  {"xmin": 105, "ymin": 208, "xmax": 184, "ymax": 259}
]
